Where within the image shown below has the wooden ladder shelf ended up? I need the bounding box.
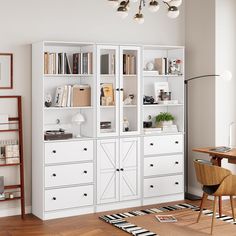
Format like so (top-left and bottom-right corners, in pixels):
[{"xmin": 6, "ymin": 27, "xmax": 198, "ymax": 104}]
[{"xmin": 0, "ymin": 96, "xmax": 25, "ymax": 218}]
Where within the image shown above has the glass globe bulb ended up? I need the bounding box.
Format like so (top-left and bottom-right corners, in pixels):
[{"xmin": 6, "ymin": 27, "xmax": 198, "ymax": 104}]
[
  {"xmin": 221, "ymin": 70, "xmax": 232, "ymax": 81},
  {"xmin": 107, "ymin": 0, "xmax": 119, "ymax": 8},
  {"xmin": 169, "ymin": 0, "xmax": 182, "ymax": 7},
  {"xmin": 149, "ymin": 1, "xmax": 160, "ymax": 12},
  {"xmin": 117, "ymin": 7, "xmax": 129, "ymax": 19},
  {"xmin": 134, "ymin": 13, "xmax": 144, "ymax": 24},
  {"xmin": 167, "ymin": 6, "xmax": 179, "ymax": 18}
]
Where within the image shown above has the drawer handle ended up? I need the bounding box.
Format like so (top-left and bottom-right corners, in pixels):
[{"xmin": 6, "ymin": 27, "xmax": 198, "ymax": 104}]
[
  {"xmin": 52, "ymin": 197, "xmax": 56, "ymax": 201},
  {"xmin": 116, "ymin": 169, "xmax": 120, "ymax": 172},
  {"xmin": 175, "ymin": 182, "xmax": 179, "ymax": 185},
  {"xmin": 175, "ymin": 141, "xmax": 179, "ymax": 144},
  {"xmin": 150, "ymin": 185, "xmax": 154, "ymax": 188},
  {"xmin": 52, "ymin": 150, "xmax": 57, "ymax": 154},
  {"xmin": 150, "ymin": 164, "xmax": 154, "ymax": 167},
  {"xmin": 150, "ymin": 143, "xmax": 154, "ymax": 146},
  {"xmin": 175, "ymin": 161, "xmax": 179, "ymax": 164},
  {"xmin": 83, "ymin": 148, "xmax": 88, "ymax": 151},
  {"xmin": 52, "ymin": 173, "xmax": 57, "ymax": 177},
  {"xmin": 84, "ymin": 170, "xmax": 88, "ymax": 174},
  {"xmin": 84, "ymin": 193, "xmax": 88, "ymax": 197}
]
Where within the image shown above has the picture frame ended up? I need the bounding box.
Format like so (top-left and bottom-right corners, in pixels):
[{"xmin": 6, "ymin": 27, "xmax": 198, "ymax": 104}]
[{"xmin": 0, "ymin": 53, "xmax": 13, "ymax": 89}]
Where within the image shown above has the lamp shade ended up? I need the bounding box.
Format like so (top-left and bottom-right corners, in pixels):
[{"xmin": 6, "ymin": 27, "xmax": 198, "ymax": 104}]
[
  {"xmin": 72, "ymin": 113, "xmax": 85, "ymax": 124},
  {"xmin": 220, "ymin": 70, "xmax": 232, "ymax": 81}
]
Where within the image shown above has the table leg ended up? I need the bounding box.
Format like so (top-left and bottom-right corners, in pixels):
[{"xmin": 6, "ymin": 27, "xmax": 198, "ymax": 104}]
[{"xmin": 210, "ymin": 156, "xmax": 223, "ymax": 217}]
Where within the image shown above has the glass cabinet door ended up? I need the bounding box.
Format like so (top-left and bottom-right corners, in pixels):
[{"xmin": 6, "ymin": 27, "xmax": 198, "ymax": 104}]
[
  {"xmin": 97, "ymin": 45, "xmax": 119, "ymax": 137},
  {"xmin": 119, "ymin": 46, "xmax": 141, "ymax": 136}
]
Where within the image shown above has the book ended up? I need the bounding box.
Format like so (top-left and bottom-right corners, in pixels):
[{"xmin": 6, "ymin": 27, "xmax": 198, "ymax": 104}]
[
  {"xmin": 100, "ymin": 83, "xmax": 114, "ymax": 106},
  {"xmin": 155, "ymin": 58, "xmax": 169, "ymax": 75},
  {"xmin": 54, "ymin": 86, "xmax": 64, "ymax": 107},
  {"xmin": 210, "ymin": 146, "xmax": 232, "ymax": 153},
  {"xmin": 101, "ymin": 53, "xmax": 114, "ymax": 74},
  {"xmin": 155, "ymin": 215, "xmax": 177, "ymax": 223}
]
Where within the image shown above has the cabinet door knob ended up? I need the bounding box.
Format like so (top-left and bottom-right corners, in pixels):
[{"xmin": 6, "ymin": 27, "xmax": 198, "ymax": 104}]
[
  {"xmin": 116, "ymin": 169, "xmax": 120, "ymax": 172},
  {"xmin": 150, "ymin": 143, "xmax": 154, "ymax": 146},
  {"xmin": 52, "ymin": 197, "xmax": 56, "ymax": 200},
  {"xmin": 150, "ymin": 185, "xmax": 154, "ymax": 188},
  {"xmin": 175, "ymin": 141, "xmax": 179, "ymax": 144},
  {"xmin": 84, "ymin": 193, "xmax": 87, "ymax": 197},
  {"xmin": 52, "ymin": 150, "xmax": 56, "ymax": 154},
  {"xmin": 116, "ymin": 88, "xmax": 120, "ymax": 91},
  {"xmin": 120, "ymin": 88, "xmax": 124, "ymax": 91},
  {"xmin": 175, "ymin": 182, "xmax": 179, "ymax": 185},
  {"xmin": 83, "ymin": 148, "xmax": 87, "ymax": 151},
  {"xmin": 84, "ymin": 170, "xmax": 88, "ymax": 174},
  {"xmin": 52, "ymin": 173, "xmax": 56, "ymax": 177},
  {"xmin": 120, "ymin": 168, "xmax": 124, "ymax": 171},
  {"xmin": 175, "ymin": 161, "xmax": 179, "ymax": 164},
  {"xmin": 150, "ymin": 164, "xmax": 154, "ymax": 167}
]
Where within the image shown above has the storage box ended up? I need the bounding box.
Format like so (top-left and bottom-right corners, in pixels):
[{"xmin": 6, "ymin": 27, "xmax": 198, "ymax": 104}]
[{"xmin": 72, "ymin": 85, "xmax": 91, "ymax": 107}]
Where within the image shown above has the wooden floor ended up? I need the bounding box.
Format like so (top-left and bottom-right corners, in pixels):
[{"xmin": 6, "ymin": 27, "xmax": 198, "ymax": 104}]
[{"xmin": 0, "ymin": 199, "xmax": 235, "ymax": 236}]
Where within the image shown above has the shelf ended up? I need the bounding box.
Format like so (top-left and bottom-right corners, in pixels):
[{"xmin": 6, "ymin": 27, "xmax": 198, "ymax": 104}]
[
  {"xmin": 44, "ymin": 106, "xmax": 93, "ymax": 110},
  {"xmin": 5, "ymin": 185, "xmax": 21, "ymax": 190},
  {"xmin": 143, "ymin": 73, "xmax": 183, "ymax": 78},
  {"xmin": 100, "ymin": 106, "xmax": 115, "ymax": 109},
  {"xmin": 44, "ymin": 74, "xmax": 93, "ymax": 78},
  {"xmin": 0, "ymin": 197, "xmax": 21, "ymax": 202},
  {"xmin": 123, "ymin": 105, "xmax": 137, "ymax": 108},
  {"xmin": 0, "ymin": 163, "xmax": 21, "ymax": 167},
  {"xmin": 143, "ymin": 104, "xmax": 184, "ymax": 107},
  {"xmin": 123, "ymin": 74, "xmax": 137, "ymax": 78},
  {"xmin": 0, "ymin": 129, "xmax": 19, "ymax": 133}
]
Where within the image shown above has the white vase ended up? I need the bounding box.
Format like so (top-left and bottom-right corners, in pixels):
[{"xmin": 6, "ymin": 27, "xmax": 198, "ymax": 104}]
[{"xmin": 156, "ymin": 120, "xmax": 173, "ymax": 128}]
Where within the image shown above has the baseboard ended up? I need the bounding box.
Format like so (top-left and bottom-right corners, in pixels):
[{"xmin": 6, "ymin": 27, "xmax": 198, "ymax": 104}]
[
  {"xmin": 0, "ymin": 205, "xmax": 32, "ymax": 218},
  {"xmin": 187, "ymin": 186, "xmax": 202, "ymax": 198}
]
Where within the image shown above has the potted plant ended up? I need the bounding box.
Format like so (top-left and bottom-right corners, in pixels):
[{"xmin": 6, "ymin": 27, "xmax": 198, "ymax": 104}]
[{"xmin": 155, "ymin": 112, "xmax": 175, "ymax": 128}]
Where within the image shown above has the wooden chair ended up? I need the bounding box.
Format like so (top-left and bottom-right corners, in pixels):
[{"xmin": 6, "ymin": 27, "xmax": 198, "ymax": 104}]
[{"xmin": 194, "ymin": 159, "xmax": 236, "ymax": 234}]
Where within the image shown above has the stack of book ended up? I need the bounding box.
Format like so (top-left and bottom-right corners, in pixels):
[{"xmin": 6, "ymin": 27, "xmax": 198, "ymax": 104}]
[
  {"xmin": 54, "ymin": 84, "xmax": 91, "ymax": 107},
  {"xmin": 155, "ymin": 58, "xmax": 169, "ymax": 75},
  {"xmin": 44, "ymin": 52, "xmax": 93, "ymax": 75},
  {"xmin": 100, "ymin": 53, "xmax": 115, "ymax": 74},
  {"xmin": 123, "ymin": 54, "xmax": 136, "ymax": 75}
]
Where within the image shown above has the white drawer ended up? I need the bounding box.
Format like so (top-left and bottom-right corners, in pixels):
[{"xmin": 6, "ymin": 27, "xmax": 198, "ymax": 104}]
[
  {"xmin": 144, "ymin": 175, "xmax": 183, "ymax": 198},
  {"xmin": 144, "ymin": 135, "xmax": 183, "ymax": 156},
  {"xmin": 45, "ymin": 163, "xmax": 93, "ymax": 188},
  {"xmin": 45, "ymin": 185, "xmax": 93, "ymax": 211},
  {"xmin": 45, "ymin": 140, "xmax": 93, "ymax": 164},
  {"xmin": 144, "ymin": 155, "xmax": 183, "ymax": 177}
]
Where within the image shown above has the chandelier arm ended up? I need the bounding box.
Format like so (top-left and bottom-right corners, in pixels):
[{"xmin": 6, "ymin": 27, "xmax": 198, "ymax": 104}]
[
  {"xmin": 124, "ymin": 0, "xmax": 130, "ymax": 8},
  {"xmin": 163, "ymin": 1, "xmax": 170, "ymax": 7}
]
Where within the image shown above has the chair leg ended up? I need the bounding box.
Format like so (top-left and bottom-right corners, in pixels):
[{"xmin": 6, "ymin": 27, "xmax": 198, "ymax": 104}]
[
  {"xmin": 211, "ymin": 196, "xmax": 217, "ymax": 235},
  {"xmin": 197, "ymin": 192, "xmax": 208, "ymax": 223},
  {"xmin": 230, "ymin": 196, "xmax": 235, "ymax": 222}
]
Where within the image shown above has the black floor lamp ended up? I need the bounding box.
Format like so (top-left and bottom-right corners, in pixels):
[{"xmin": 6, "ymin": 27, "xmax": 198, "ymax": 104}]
[{"xmin": 184, "ymin": 71, "xmax": 232, "ymax": 200}]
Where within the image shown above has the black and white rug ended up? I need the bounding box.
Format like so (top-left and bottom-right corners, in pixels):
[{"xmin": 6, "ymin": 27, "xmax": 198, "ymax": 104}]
[{"xmin": 99, "ymin": 203, "xmax": 236, "ymax": 236}]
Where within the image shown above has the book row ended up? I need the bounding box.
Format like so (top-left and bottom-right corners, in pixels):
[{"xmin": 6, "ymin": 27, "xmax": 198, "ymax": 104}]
[
  {"xmin": 54, "ymin": 84, "xmax": 91, "ymax": 107},
  {"xmin": 44, "ymin": 52, "xmax": 93, "ymax": 75}
]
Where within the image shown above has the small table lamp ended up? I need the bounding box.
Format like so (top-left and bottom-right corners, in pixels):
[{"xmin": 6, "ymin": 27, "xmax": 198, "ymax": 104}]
[{"xmin": 72, "ymin": 113, "xmax": 85, "ymax": 138}]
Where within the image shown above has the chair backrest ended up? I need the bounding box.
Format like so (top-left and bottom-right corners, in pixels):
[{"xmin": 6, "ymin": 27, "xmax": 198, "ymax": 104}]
[{"xmin": 194, "ymin": 159, "xmax": 232, "ymax": 186}]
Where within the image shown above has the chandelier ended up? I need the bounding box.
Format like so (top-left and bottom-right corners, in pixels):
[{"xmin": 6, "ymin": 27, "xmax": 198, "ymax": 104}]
[{"xmin": 107, "ymin": 0, "xmax": 182, "ymax": 24}]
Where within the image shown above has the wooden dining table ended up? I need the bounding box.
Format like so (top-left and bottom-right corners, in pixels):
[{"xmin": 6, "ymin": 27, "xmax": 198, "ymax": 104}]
[{"xmin": 193, "ymin": 147, "xmax": 236, "ymax": 216}]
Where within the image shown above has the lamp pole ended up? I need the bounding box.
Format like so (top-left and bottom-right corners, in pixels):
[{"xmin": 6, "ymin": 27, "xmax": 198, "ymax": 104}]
[{"xmin": 184, "ymin": 74, "xmax": 220, "ymax": 200}]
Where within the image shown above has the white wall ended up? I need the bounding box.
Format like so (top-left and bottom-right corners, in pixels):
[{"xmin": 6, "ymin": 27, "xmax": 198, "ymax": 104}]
[
  {"xmin": 215, "ymin": 0, "xmax": 236, "ymax": 171},
  {"xmin": 0, "ymin": 0, "xmax": 185, "ymax": 216},
  {"xmin": 186, "ymin": 0, "xmax": 236, "ymax": 196},
  {"xmin": 185, "ymin": 0, "xmax": 216, "ymax": 196}
]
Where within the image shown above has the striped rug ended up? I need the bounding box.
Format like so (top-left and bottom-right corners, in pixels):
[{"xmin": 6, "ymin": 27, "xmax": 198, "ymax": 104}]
[{"xmin": 99, "ymin": 203, "xmax": 236, "ymax": 236}]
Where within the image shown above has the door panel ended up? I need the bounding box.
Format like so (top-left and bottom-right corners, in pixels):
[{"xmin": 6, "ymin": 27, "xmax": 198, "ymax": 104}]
[
  {"xmin": 97, "ymin": 139, "xmax": 119, "ymax": 204},
  {"xmin": 120, "ymin": 138, "xmax": 140, "ymax": 201}
]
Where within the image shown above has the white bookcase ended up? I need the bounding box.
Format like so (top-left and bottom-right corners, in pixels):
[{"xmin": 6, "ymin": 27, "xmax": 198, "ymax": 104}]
[{"xmin": 32, "ymin": 41, "xmax": 184, "ymax": 220}]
